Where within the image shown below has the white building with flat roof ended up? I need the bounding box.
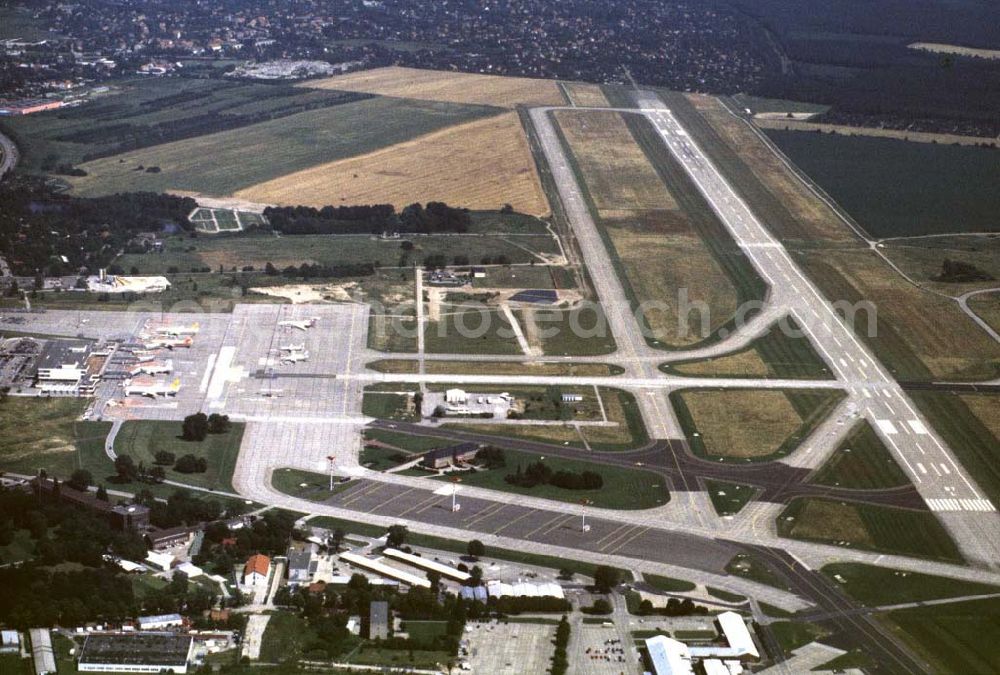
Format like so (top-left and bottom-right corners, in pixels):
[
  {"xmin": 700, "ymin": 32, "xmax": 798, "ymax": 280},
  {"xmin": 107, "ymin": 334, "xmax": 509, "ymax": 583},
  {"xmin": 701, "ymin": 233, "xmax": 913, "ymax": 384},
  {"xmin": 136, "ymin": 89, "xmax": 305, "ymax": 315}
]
[{"xmin": 645, "ymin": 635, "xmax": 694, "ymax": 675}]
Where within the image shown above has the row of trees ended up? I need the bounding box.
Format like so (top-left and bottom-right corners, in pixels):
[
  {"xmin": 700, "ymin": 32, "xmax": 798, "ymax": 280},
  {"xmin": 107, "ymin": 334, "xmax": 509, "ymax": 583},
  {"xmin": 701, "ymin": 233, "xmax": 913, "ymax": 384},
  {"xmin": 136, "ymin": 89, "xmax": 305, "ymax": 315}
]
[
  {"xmin": 505, "ymin": 461, "xmax": 604, "ymax": 490},
  {"xmin": 264, "ymin": 202, "xmax": 471, "ymax": 236},
  {"xmin": 182, "ymin": 412, "xmax": 232, "ymax": 441}
]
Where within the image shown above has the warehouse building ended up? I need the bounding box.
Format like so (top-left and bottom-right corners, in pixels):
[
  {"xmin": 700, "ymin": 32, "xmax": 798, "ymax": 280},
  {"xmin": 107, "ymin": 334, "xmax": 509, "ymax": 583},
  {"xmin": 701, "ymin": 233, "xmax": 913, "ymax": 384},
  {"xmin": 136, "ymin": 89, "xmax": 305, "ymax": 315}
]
[
  {"xmin": 78, "ymin": 633, "xmax": 194, "ymax": 673},
  {"xmin": 339, "ymin": 552, "xmax": 431, "ymax": 588},
  {"xmin": 645, "ymin": 612, "xmax": 759, "ymax": 675},
  {"xmin": 30, "ymin": 628, "xmax": 56, "ymax": 674},
  {"xmin": 368, "ymin": 601, "xmax": 389, "ymax": 640},
  {"xmin": 383, "ymin": 547, "xmax": 471, "ymax": 582},
  {"xmin": 137, "ymin": 614, "xmax": 183, "ymax": 631}
]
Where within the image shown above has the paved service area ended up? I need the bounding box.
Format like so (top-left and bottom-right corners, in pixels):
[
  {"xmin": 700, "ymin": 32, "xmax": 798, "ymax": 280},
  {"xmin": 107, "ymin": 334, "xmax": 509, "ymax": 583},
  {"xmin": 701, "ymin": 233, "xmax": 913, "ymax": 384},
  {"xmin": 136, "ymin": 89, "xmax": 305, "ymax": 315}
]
[
  {"xmin": 571, "ymin": 623, "xmax": 639, "ymax": 675},
  {"xmin": 307, "ymin": 477, "xmax": 738, "ymax": 574},
  {"xmin": 463, "ymin": 620, "xmax": 555, "ymax": 675}
]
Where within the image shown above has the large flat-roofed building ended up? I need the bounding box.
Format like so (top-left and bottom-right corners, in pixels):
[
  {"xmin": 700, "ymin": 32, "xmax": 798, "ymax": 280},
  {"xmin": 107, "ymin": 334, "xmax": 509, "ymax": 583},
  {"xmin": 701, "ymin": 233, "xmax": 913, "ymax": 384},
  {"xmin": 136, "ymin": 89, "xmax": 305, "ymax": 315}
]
[
  {"xmin": 420, "ymin": 442, "xmax": 480, "ymax": 469},
  {"xmin": 368, "ymin": 601, "xmax": 389, "ymax": 640},
  {"xmin": 78, "ymin": 633, "xmax": 194, "ymax": 673},
  {"xmin": 645, "ymin": 635, "xmax": 694, "ymax": 675},
  {"xmin": 32, "ymin": 478, "xmax": 150, "ymax": 532},
  {"xmin": 0, "ymin": 98, "xmax": 63, "ymax": 116},
  {"xmin": 30, "ymin": 628, "xmax": 56, "ymax": 675}
]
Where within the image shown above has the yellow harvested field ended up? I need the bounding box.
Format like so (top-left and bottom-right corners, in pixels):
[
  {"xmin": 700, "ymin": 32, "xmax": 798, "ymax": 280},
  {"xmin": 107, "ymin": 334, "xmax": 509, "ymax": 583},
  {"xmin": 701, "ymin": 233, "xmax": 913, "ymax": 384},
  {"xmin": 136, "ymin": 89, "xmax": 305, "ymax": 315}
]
[
  {"xmin": 801, "ymin": 248, "xmax": 1000, "ymax": 379},
  {"xmin": 564, "ymin": 82, "xmax": 610, "ymax": 107},
  {"xmin": 236, "ymin": 112, "xmax": 549, "ymax": 215},
  {"xmin": 554, "ymin": 110, "xmax": 677, "ymax": 214},
  {"xmin": 788, "ymin": 500, "xmax": 873, "ymax": 546},
  {"xmin": 301, "ymin": 66, "xmax": 565, "ymax": 109},
  {"xmin": 672, "ymin": 348, "xmax": 770, "ymax": 378},
  {"xmin": 754, "ymin": 118, "xmax": 1000, "ymax": 148},
  {"xmin": 908, "ymin": 42, "xmax": 1000, "ymax": 60},
  {"xmin": 686, "ymin": 94, "xmax": 855, "ymax": 243},
  {"xmin": 608, "ymin": 229, "xmax": 738, "ymax": 346},
  {"xmin": 679, "ymin": 390, "xmax": 801, "ymax": 458}
]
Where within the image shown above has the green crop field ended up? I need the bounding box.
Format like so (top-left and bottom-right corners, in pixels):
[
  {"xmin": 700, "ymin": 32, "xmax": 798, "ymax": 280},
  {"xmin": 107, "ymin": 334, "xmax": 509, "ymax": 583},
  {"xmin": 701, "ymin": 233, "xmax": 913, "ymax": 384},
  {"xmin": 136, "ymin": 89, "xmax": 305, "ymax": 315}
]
[
  {"xmin": 778, "ymin": 497, "xmax": 963, "ymax": 562},
  {"xmin": 432, "ymin": 446, "xmax": 669, "ymax": 509},
  {"xmin": 822, "ymin": 563, "xmax": 1000, "ymax": 606},
  {"xmin": 765, "ymin": 130, "xmax": 1000, "ymax": 238},
  {"xmin": 810, "ymin": 421, "xmax": 911, "ymax": 490},
  {"xmin": 705, "ymin": 480, "xmax": 757, "ymax": 516},
  {"xmin": 37, "ymin": 93, "xmax": 499, "ymax": 197},
  {"xmin": 112, "ymin": 419, "xmax": 244, "ymax": 492}
]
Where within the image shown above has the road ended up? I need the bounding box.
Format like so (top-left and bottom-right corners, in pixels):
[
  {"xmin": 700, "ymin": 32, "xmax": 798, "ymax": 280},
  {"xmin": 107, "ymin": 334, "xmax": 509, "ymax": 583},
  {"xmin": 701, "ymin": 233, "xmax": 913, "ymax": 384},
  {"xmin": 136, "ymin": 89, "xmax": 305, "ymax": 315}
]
[{"xmin": 0, "ymin": 128, "xmax": 17, "ymax": 182}]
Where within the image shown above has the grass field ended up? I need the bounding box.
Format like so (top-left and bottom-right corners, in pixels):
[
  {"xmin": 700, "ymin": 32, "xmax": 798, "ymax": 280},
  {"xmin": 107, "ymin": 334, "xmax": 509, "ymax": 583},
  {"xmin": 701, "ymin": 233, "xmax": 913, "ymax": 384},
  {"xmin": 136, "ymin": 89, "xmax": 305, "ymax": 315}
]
[
  {"xmin": 881, "ymin": 598, "xmax": 1000, "ymax": 674},
  {"xmin": 359, "ymin": 445, "xmax": 418, "ymax": 471},
  {"xmin": 552, "ymin": 110, "xmax": 677, "ymax": 214},
  {"xmin": 112, "ymin": 419, "xmax": 244, "ymax": 492},
  {"xmin": 672, "ymin": 389, "xmax": 843, "ymax": 461},
  {"xmin": 910, "ymin": 392, "xmax": 1000, "ymax": 506},
  {"xmin": 0, "ymin": 529, "xmax": 35, "ymax": 565},
  {"xmin": 64, "ymin": 96, "xmax": 500, "ymax": 197},
  {"xmin": 366, "ymin": 359, "xmax": 623, "ymax": 377},
  {"xmin": 879, "ymin": 236, "xmax": 1000, "ymax": 292},
  {"xmin": 117, "ymin": 231, "xmax": 556, "ymax": 276},
  {"xmin": 424, "ymin": 307, "xmax": 522, "ymax": 355},
  {"xmin": 765, "ymin": 129, "xmax": 1000, "ymax": 238},
  {"xmin": 236, "ymin": 112, "xmax": 549, "ymax": 215},
  {"xmin": 361, "ymin": 391, "xmax": 417, "ymax": 421},
  {"xmin": 797, "ymin": 248, "xmax": 1000, "ymax": 381},
  {"xmin": 271, "ymin": 468, "xmax": 357, "ymax": 502},
  {"xmin": 643, "ymin": 574, "xmax": 696, "ymax": 593},
  {"xmin": 968, "ymin": 293, "xmax": 1000, "ymax": 334},
  {"xmin": 511, "ymin": 306, "xmax": 618, "ymax": 356},
  {"xmin": 2, "ymin": 77, "xmax": 369, "ymax": 174},
  {"xmin": 0, "ymin": 397, "xmax": 96, "ymax": 478},
  {"xmin": 778, "ymin": 498, "xmax": 963, "ymax": 562},
  {"xmin": 769, "ymin": 621, "xmax": 828, "ymax": 655},
  {"xmin": 724, "ymin": 553, "xmax": 793, "ymax": 593},
  {"xmin": 659, "ymin": 91, "xmax": 858, "ymax": 245},
  {"xmin": 302, "ymin": 66, "xmax": 565, "ymax": 109},
  {"xmin": 728, "ymin": 94, "xmax": 830, "ymax": 115},
  {"xmin": 822, "ymin": 563, "xmax": 1000, "ymax": 607},
  {"xmin": 563, "ymin": 83, "xmax": 611, "ymax": 107},
  {"xmin": 363, "ymin": 429, "xmax": 450, "ymax": 454},
  {"xmin": 667, "ymin": 317, "xmax": 832, "ymax": 379},
  {"xmin": 705, "ymin": 480, "xmax": 757, "ymax": 516},
  {"xmin": 809, "ymin": 421, "xmax": 910, "ymax": 490},
  {"xmin": 552, "ymin": 108, "xmax": 760, "ymax": 348},
  {"xmin": 433, "ymin": 447, "xmax": 669, "ymax": 509},
  {"xmin": 455, "ymin": 387, "xmax": 648, "ymax": 451}
]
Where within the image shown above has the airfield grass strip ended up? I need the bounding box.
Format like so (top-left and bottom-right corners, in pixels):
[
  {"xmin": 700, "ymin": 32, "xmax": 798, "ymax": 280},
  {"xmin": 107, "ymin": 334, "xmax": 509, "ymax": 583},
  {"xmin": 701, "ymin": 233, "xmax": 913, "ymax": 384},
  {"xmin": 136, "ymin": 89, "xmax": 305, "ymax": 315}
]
[{"xmin": 810, "ymin": 421, "xmax": 911, "ymax": 490}]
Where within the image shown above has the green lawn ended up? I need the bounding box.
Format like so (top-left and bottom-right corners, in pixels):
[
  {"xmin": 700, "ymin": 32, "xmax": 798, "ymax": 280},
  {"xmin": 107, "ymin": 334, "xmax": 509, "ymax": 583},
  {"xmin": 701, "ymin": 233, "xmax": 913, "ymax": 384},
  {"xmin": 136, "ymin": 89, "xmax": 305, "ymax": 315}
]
[
  {"xmin": 643, "ymin": 574, "xmax": 696, "ymax": 593},
  {"xmin": 259, "ymin": 612, "xmax": 314, "ymax": 664},
  {"xmin": 432, "ymin": 447, "xmax": 670, "ymax": 510},
  {"xmin": 810, "ymin": 421, "xmax": 911, "ymax": 490},
  {"xmin": 822, "ymin": 563, "xmax": 1000, "ymax": 607},
  {"xmin": 511, "ymin": 306, "xmax": 617, "ymax": 356},
  {"xmin": 362, "ymin": 429, "xmax": 450, "ymax": 454},
  {"xmin": 271, "ymin": 468, "xmax": 357, "ymax": 502},
  {"xmin": 423, "ymin": 307, "xmax": 522, "ymax": 355},
  {"xmin": 359, "ymin": 445, "xmax": 418, "ymax": 471},
  {"xmin": 769, "ymin": 621, "xmax": 828, "ymax": 655},
  {"xmin": 362, "ymin": 392, "xmax": 417, "ymax": 421},
  {"xmin": 668, "ymin": 317, "xmax": 832, "ymax": 380},
  {"xmin": 882, "ymin": 598, "xmax": 1000, "ymax": 674},
  {"xmin": 705, "ymin": 480, "xmax": 757, "ymax": 516},
  {"xmin": 117, "ymin": 230, "xmax": 556, "ymax": 275},
  {"xmin": 724, "ymin": 553, "xmax": 792, "ymax": 592},
  {"xmin": 401, "ymin": 620, "xmax": 449, "ymax": 642},
  {"xmin": 778, "ymin": 498, "xmax": 963, "ymax": 563},
  {"xmin": 113, "ymin": 420, "xmax": 244, "ymax": 492},
  {"xmin": 0, "ymin": 397, "xmax": 95, "ymax": 478},
  {"xmin": 705, "ymin": 587, "xmax": 746, "ymax": 603}
]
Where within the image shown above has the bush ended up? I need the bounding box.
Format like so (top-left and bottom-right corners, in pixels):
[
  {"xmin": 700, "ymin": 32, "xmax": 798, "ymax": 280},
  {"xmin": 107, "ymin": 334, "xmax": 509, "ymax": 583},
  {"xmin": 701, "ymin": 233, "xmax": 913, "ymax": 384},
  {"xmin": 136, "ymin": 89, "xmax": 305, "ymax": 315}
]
[{"xmin": 174, "ymin": 454, "xmax": 208, "ymax": 474}]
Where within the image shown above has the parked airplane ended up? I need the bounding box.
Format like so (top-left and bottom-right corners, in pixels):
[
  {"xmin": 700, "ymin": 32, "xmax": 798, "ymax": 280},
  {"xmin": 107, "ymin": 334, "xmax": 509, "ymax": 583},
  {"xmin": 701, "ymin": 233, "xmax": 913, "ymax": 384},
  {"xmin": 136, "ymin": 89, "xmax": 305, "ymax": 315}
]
[
  {"xmin": 279, "ymin": 343, "xmax": 305, "ymax": 353},
  {"xmin": 278, "ymin": 317, "xmax": 318, "ymax": 330},
  {"xmin": 132, "ymin": 351, "xmax": 156, "ymax": 363},
  {"xmin": 279, "ymin": 350, "xmax": 309, "ymax": 364},
  {"xmin": 129, "ymin": 360, "xmax": 173, "ymax": 376},
  {"xmin": 124, "ymin": 377, "xmax": 181, "ymax": 398},
  {"xmin": 152, "ymin": 322, "xmax": 200, "ymax": 336},
  {"xmin": 144, "ymin": 336, "xmax": 193, "ymax": 350}
]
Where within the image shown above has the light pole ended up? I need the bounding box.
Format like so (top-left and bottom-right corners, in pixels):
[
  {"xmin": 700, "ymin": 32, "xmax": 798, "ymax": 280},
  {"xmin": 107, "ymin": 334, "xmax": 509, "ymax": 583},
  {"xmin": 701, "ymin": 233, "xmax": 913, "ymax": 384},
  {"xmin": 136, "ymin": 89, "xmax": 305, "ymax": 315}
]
[
  {"xmin": 327, "ymin": 454, "xmax": 336, "ymax": 491},
  {"xmin": 450, "ymin": 476, "xmax": 462, "ymax": 512},
  {"xmin": 580, "ymin": 498, "xmax": 592, "ymax": 533}
]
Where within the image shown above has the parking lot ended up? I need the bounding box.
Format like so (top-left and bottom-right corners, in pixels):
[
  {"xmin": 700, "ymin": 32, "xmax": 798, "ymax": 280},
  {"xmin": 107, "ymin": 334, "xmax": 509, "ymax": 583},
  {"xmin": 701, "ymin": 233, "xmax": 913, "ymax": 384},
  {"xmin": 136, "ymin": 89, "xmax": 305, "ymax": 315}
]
[{"xmin": 463, "ymin": 620, "xmax": 555, "ymax": 674}]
